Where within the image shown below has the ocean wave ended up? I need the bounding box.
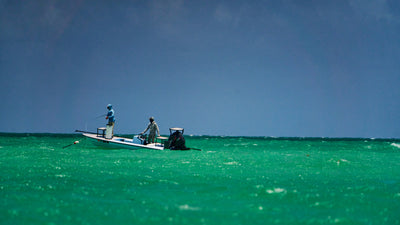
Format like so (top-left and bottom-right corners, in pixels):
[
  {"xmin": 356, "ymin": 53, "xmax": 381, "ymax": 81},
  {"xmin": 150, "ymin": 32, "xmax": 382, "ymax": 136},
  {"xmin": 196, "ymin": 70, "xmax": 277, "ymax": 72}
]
[
  {"xmin": 266, "ymin": 188, "xmax": 287, "ymax": 194},
  {"xmin": 223, "ymin": 161, "xmax": 240, "ymax": 166},
  {"xmin": 178, "ymin": 204, "xmax": 201, "ymax": 211},
  {"xmin": 159, "ymin": 180, "xmax": 179, "ymax": 185},
  {"xmin": 328, "ymin": 158, "xmax": 350, "ymax": 165},
  {"xmin": 390, "ymin": 143, "xmax": 400, "ymax": 149},
  {"xmin": 39, "ymin": 146, "xmax": 55, "ymax": 151},
  {"xmin": 55, "ymin": 174, "xmax": 69, "ymax": 178}
]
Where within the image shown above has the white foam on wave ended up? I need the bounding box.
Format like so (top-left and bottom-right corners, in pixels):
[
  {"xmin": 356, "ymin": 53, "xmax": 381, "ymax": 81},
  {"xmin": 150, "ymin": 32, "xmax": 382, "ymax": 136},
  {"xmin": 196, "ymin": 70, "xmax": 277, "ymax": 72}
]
[
  {"xmin": 390, "ymin": 143, "xmax": 400, "ymax": 149},
  {"xmin": 159, "ymin": 180, "xmax": 179, "ymax": 185},
  {"xmin": 55, "ymin": 174, "xmax": 69, "ymax": 178},
  {"xmin": 224, "ymin": 161, "xmax": 240, "ymax": 165},
  {"xmin": 178, "ymin": 204, "xmax": 201, "ymax": 211},
  {"xmin": 265, "ymin": 188, "xmax": 287, "ymax": 194},
  {"xmin": 39, "ymin": 146, "xmax": 54, "ymax": 151},
  {"xmin": 328, "ymin": 158, "xmax": 350, "ymax": 165}
]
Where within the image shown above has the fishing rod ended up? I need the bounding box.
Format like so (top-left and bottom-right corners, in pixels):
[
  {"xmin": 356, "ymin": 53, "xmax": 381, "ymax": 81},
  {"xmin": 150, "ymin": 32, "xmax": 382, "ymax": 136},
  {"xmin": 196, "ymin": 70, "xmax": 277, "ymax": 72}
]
[
  {"xmin": 82, "ymin": 114, "xmax": 107, "ymax": 133},
  {"xmin": 95, "ymin": 114, "xmax": 107, "ymax": 118}
]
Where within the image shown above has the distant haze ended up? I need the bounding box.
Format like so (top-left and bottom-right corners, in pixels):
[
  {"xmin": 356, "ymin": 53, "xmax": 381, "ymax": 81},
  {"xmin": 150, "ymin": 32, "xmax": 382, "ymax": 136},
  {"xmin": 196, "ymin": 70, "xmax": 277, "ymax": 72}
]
[{"xmin": 1, "ymin": 0, "xmax": 399, "ymax": 138}]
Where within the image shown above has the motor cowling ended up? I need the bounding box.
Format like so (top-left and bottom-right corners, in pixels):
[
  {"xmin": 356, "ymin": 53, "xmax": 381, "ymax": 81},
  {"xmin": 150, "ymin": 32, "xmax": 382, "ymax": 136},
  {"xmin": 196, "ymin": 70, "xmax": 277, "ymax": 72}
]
[{"xmin": 168, "ymin": 130, "xmax": 189, "ymax": 150}]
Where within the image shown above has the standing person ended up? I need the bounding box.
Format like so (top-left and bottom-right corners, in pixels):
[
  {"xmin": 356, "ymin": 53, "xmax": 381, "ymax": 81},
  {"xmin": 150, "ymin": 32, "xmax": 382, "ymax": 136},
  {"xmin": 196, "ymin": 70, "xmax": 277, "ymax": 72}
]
[
  {"xmin": 106, "ymin": 104, "xmax": 115, "ymax": 136},
  {"xmin": 140, "ymin": 117, "xmax": 160, "ymax": 144}
]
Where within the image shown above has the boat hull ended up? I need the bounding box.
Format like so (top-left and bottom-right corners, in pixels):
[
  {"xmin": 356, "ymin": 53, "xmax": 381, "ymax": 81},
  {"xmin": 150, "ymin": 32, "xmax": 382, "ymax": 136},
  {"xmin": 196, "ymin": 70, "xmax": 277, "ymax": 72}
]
[{"xmin": 82, "ymin": 133, "xmax": 165, "ymax": 150}]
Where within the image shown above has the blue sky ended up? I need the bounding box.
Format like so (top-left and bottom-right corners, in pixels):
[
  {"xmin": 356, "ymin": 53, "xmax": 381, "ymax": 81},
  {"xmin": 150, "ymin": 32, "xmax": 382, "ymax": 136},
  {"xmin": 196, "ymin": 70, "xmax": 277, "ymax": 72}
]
[{"xmin": 1, "ymin": 0, "xmax": 400, "ymax": 137}]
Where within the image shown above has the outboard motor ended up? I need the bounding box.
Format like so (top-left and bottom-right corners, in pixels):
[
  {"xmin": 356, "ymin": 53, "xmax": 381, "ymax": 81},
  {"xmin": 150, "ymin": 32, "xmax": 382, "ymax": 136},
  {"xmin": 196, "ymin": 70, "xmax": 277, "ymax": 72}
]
[{"xmin": 168, "ymin": 128, "xmax": 189, "ymax": 150}]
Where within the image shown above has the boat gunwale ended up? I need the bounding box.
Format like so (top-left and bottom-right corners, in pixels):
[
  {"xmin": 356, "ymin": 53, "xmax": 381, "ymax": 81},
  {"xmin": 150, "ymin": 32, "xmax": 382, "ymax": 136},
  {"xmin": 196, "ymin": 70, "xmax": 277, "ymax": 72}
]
[{"xmin": 82, "ymin": 133, "xmax": 165, "ymax": 150}]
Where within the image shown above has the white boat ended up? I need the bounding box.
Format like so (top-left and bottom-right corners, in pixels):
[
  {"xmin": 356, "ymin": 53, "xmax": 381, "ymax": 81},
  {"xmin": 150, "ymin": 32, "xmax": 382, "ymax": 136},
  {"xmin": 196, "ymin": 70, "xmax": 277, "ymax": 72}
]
[
  {"xmin": 76, "ymin": 128, "xmax": 167, "ymax": 150},
  {"xmin": 76, "ymin": 127, "xmax": 200, "ymax": 151}
]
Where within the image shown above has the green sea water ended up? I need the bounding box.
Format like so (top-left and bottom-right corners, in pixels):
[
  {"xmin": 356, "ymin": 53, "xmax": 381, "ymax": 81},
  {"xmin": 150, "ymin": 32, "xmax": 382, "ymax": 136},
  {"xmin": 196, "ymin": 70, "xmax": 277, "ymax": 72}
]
[{"xmin": 1, "ymin": 133, "xmax": 400, "ymax": 225}]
